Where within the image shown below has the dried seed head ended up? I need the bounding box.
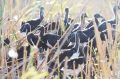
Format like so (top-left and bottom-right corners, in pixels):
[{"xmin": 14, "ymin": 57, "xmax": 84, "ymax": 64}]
[{"xmin": 8, "ymin": 48, "xmax": 18, "ymax": 58}]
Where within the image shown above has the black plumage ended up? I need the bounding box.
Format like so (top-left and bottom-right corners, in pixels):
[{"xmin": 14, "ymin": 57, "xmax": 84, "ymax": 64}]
[
  {"xmin": 27, "ymin": 33, "xmax": 60, "ymax": 50},
  {"xmin": 4, "ymin": 38, "xmax": 31, "ymax": 66},
  {"xmin": 20, "ymin": 7, "xmax": 44, "ymax": 34}
]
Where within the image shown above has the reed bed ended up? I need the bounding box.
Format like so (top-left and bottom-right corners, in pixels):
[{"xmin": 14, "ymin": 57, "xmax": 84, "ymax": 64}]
[{"xmin": 0, "ymin": 0, "xmax": 120, "ymax": 79}]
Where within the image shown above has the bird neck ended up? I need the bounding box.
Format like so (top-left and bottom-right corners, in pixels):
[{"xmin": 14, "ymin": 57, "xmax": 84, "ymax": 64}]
[
  {"xmin": 64, "ymin": 12, "xmax": 69, "ymax": 25},
  {"xmin": 65, "ymin": 12, "xmax": 68, "ymax": 18},
  {"xmin": 94, "ymin": 18, "xmax": 99, "ymax": 26},
  {"xmin": 40, "ymin": 7, "xmax": 44, "ymax": 19},
  {"xmin": 113, "ymin": 5, "xmax": 119, "ymax": 25},
  {"xmin": 81, "ymin": 16, "xmax": 85, "ymax": 26}
]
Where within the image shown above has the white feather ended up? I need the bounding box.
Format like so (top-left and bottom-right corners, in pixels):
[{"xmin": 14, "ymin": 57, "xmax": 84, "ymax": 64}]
[
  {"xmin": 67, "ymin": 42, "xmax": 73, "ymax": 47},
  {"xmin": 46, "ymin": 40, "xmax": 53, "ymax": 48},
  {"xmin": 70, "ymin": 52, "xmax": 79, "ymax": 60}
]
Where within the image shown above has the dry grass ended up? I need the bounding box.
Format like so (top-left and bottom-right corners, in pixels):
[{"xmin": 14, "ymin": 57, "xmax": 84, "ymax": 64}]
[{"xmin": 0, "ymin": 0, "xmax": 120, "ymax": 79}]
